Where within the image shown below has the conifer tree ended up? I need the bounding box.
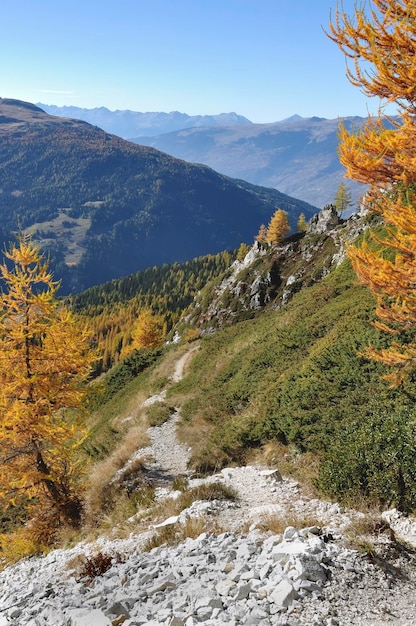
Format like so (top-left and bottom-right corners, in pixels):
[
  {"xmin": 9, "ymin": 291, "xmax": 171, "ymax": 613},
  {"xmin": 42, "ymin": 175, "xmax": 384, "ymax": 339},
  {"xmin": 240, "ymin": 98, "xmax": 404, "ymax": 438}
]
[
  {"xmin": 334, "ymin": 182, "xmax": 353, "ymax": 217},
  {"xmin": 328, "ymin": 0, "xmax": 416, "ymax": 382},
  {"xmin": 130, "ymin": 308, "xmax": 165, "ymax": 351},
  {"xmin": 0, "ymin": 236, "xmax": 92, "ymax": 538},
  {"xmin": 265, "ymin": 209, "xmax": 290, "ymax": 244},
  {"xmin": 296, "ymin": 213, "xmax": 308, "ymax": 233},
  {"xmin": 255, "ymin": 224, "xmax": 268, "ymax": 243},
  {"xmin": 236, "ymin": 242, "xmax": 250, "ymax": 260}
]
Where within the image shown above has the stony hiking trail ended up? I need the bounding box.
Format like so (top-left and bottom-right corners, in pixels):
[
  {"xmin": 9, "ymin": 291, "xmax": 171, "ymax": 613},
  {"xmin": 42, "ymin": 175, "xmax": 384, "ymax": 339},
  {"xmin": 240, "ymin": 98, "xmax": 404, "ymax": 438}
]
[
  {"xmin": 113, "ymin": 346, "xmax": 416, "ymax": 625},
  {"xmin": 136, "ymin": 345, "xmax": 197, "ymax": 480},
  {"xmin": 1, "ymin": 346, "xmax": 416, "ymax": 625}
]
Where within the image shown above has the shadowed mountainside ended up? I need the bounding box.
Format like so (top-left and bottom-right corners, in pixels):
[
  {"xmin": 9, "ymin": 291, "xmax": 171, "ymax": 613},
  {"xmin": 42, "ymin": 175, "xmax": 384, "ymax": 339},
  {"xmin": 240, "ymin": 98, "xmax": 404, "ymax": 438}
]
[{"xmin": 0, "ymin": 99, "xmax": 316, "ymax": 294}]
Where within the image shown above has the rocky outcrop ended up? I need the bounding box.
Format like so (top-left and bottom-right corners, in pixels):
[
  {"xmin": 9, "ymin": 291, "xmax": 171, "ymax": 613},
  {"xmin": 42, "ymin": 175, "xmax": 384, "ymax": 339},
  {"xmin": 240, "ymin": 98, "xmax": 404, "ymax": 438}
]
[{"xmin": 307, "ymin": 204, "xmax": 341, "ymax": 234}]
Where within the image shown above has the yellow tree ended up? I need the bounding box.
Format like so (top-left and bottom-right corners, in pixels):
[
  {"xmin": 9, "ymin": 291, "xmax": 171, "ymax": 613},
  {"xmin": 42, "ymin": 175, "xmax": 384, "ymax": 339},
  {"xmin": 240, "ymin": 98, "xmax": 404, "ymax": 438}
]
[
  {"xmin": 0, "ymin": 236, "xmax": 92, "ymax": 539},
  {"xmin": 334, "ymin": 182, "xmax": 353, "ymax": 217},
  {"xmin": 255, "ymin": 224, "xmax": 268, "ymax": 243},
  {"xmin": 130, "ymin": 308, "xmax": 165, "ymax": 351},
  {"xmin": 296, "ymin": 213, "xmax": 308, "ymax": 233},
  {"xmin": 236, "ymin": 242, "xmax": 250, "ymax": 260},
  {"xmin": 328, "ymin": 0, "xmax": 416, "ymax": 382},
  {"xmin": 265, "ymin": 209, "xmax": 290, "ymax": 244}
]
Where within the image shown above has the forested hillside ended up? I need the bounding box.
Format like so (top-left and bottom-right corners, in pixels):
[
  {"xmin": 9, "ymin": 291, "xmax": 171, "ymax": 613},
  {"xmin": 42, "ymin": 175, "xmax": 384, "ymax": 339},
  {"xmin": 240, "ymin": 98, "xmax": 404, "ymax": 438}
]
[
  {"xmin": 0, "ymin": 98, "xmax": 316, "ymax": 293},
  {"xmin": 72, "ymin": 250, "xmax": 235, "ymax": 372}
]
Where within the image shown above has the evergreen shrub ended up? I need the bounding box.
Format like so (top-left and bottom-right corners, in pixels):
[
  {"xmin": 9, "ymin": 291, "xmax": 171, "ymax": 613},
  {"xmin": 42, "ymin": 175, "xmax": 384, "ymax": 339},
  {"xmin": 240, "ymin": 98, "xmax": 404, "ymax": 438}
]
[{"xmin": 318, "ymin": 406, "xmax": 416, "ymax": 512}]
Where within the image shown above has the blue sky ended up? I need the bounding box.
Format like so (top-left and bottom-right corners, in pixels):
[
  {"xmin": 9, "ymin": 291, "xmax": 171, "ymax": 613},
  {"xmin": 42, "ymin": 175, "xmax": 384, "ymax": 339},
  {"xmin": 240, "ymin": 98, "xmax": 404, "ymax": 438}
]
[{"xmin": 1, "ymin": 0, "xmax": 389, "ymax": 122}]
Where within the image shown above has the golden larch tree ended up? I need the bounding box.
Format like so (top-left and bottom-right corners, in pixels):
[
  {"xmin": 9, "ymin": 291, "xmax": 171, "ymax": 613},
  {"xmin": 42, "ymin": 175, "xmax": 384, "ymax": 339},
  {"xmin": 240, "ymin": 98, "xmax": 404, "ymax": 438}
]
[
  {"xmin": 297, "ymin": 213, "xmax": 308, "ymax": 233},
  {"xmin": 328, "ymin": 0, "xmax": 416, "ymax": 382},
  {"xmin": 265, "ymin": 209, "xmax": 290, "ymax": 244},
  {"xmin": 0, "ymin": 236, "xmax": 92, "ymax": 540},
  {"xmin": 130, "ymin": 308, "xmax": 165, "ymax": 351},
  {"xmin": 334, "ymin": 182, "xmax": 353, "ymax": 217},
  {"xmin": 236, "ymin": 242, "xmax": 250, "ymax": 261},
  {"xmin": 255, "ymin": 224, "xmax": 268, "ymax": 243}
]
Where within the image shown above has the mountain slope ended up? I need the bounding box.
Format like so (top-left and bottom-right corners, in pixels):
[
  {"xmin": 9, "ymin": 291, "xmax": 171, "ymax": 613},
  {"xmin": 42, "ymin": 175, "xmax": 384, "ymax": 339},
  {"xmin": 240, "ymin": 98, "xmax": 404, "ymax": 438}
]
[
  {"xmin": 0, "ymin": 99, "xmax": 316, "ymax": 294},
  {"xmin": 132, "ymin": 116, "xmax": 369, "ymax": 208}
]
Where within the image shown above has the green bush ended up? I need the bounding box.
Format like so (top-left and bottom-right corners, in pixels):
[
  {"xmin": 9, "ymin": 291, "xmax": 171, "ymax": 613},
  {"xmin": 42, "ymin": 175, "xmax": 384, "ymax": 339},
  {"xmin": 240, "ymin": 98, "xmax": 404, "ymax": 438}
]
[
  {"xmin": 318, "ymin": 406, "xmax": 416, "ymax": 512},
  {"xmin": 91, "ymin": 347, "xmax": 163, "ymax": 407}
]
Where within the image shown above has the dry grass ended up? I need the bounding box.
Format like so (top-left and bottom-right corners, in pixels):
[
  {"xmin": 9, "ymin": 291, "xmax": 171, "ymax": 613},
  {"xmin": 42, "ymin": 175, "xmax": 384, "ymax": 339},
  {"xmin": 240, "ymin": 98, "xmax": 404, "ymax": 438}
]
[
  {"xmin": 153, "ymin": 343, "xmax": 198, "ymax": 386},
  {"xmin": 344, "ymin": 511, "xmax": 395, "ymax": 555},
  {"xmin": 148, "ymin": 482, "xmax": 237, "ymax": 526},
  {"xmin": 249, "ymin": 442, "xmax": 321, "ymax": 499},
  {"xmin": 84, "ymin": 423, "xmax": 151, "ymax": 526},
  {"xmin": 146, "ymin": 402, "xmax": 174, "ymax": 426},
  {"xmin": 177, "ymin": 422, "xmax": 212, "ymax": 463},
  {"xmin": 143, "ymin": 516, "xmax": 225, "ymax": 552},
  {"xmin": 242, "ymin": 511, "xmax": 325, "ymax": 535}
]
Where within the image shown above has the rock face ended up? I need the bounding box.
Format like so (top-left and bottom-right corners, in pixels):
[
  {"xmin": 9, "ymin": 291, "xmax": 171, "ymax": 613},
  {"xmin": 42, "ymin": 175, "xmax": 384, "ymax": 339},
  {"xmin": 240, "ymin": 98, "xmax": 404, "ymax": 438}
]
[{"xmin": 307, "ymin": 204, "xmax": 341, "ymax": 234}]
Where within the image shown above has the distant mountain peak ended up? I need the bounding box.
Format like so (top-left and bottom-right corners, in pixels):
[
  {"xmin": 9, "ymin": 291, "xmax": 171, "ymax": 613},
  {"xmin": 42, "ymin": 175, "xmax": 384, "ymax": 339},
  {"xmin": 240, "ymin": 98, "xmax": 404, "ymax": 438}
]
[
  {"xmin": 0, "ymin": 98, "xmax": 316, "ymax": 294},
  {"xmin": 276, "ymin": 114, "xmax": 304, "ymax": 123}
]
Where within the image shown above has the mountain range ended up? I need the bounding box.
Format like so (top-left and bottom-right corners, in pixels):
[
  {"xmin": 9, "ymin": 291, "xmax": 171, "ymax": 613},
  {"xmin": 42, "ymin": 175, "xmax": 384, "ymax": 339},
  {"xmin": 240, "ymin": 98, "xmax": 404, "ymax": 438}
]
[
  {"xmin": 38, "ymin": 103, "xmax": 368, "ymax": 209},
  {"xmin": 38, "ymin": 104, "xmax": 251, "ymax": 137},
  {"xmin": 133, "ymin": 116, "xmax": 367, "ymax": 209},
  {"xmin": 0, "ymin": 99, "xmax": 316, "ymax": 294}
]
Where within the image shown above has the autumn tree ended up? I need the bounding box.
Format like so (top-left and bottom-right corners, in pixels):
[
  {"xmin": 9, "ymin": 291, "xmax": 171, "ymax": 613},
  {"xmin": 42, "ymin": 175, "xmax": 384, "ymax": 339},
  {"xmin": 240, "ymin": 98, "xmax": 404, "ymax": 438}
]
[
  {"xmin": 334, "ymin": 182, "xmax": 353, "ymax": 217},
  {"xmin": 130, "ymin": 308, "xmax": 165, "ymax": 352},
  {"xmin": 296, "ymin": 213, "xmax": 308, "ymax": 233},
  {"xmin": 265, "ymin": 209, "xmax": 290, "ymax": 244},
  {"xmin": 0, "ymin": 236, "xmax": 92, "ymax": 543},
  {"xmin": 328, "ymin": 0, "xmax": 416, "ymax": 382},
  {"xmin": 255, "ymin": 224, "xmax": 268, "ymax": 243},
  {"xmin": 236, "ymin": 242, "xmax": 250, "ymax": 260}
]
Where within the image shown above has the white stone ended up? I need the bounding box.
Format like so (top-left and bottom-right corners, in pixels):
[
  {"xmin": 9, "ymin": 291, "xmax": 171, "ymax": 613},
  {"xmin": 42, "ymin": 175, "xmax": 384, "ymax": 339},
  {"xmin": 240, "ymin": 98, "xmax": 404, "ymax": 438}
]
[
  {"xmin": 272, "ymin": 541, "xmax": 307, "ymax": 564},
  {"xmin": 268, "ymin": 579, "xmax": 297, "ymax": 608},
  {"xmin": 67, "ymin": 608, "xmax": 112, "ymax": 625},
  {"xmin": 283, "ymin": 526, "xmax": 299, "ymax": 541},
  {"xmin": 152, "ymin": 515, "xmax": 179, "ymax": 528},
  {"xmin": 215, "ymin": 579, "xmax": 236, "ymax": 596}
]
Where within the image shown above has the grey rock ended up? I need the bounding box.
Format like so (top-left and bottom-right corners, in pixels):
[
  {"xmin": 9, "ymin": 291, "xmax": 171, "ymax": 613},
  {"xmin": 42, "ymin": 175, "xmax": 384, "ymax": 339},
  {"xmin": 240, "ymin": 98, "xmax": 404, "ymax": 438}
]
[{"xmin": 308, "ymin": 205, "xmax": 341, "ymax": 234}]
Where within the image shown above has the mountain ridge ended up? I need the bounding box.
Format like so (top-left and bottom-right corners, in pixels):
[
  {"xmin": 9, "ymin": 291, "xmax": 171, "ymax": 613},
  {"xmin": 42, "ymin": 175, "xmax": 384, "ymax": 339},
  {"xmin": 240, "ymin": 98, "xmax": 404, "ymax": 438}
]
[
  {"xmin": 36, "ymin": 102, "xmax": 368, "ymax": 208},
  {"xmin": 37, "ymin": 103, "xmax": 252, "ymax": 137},
  {"xmin": 133, "ymin": 116, "xmax": 369, "ymax": 209},
  {"xmin": 0, "ymin": 98, "xmax": 316, "ymax": 294}
]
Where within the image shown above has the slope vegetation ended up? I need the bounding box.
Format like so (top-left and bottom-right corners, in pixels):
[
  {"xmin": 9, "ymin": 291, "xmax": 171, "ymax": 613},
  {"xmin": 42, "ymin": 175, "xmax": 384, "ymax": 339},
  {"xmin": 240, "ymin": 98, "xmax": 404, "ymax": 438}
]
[{"xmin": 83, "ymin": 212, "xmax": 416, "ymax": 512}]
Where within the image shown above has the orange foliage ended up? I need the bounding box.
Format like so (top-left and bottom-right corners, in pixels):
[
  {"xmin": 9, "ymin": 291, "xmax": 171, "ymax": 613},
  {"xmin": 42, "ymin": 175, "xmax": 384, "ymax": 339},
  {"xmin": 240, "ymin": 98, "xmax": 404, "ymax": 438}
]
[
  {"xmin": 0, "ymin": 236, "xmax": 92, "ymax": 537},
  {"xmin": 255, "ymin": 224, "xmax": 268, "ymax": 243},
  {"xmin": 265, "ymin": 209, "xmax": 290, "ymax": 244},
  {"xmin": 122, "ymin": 308, "xmax": 165, "ymax": 358},
  {"xmin": 329, "ymin": 0, "xmax": 416, "ymax": 382}
]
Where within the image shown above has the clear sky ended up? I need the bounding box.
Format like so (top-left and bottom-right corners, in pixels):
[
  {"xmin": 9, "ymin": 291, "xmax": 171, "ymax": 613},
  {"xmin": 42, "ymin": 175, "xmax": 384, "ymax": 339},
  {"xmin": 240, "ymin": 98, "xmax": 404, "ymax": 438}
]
[{"xmin": 1, "ymin": 0, "xmax": 391, "ymax": 123}]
